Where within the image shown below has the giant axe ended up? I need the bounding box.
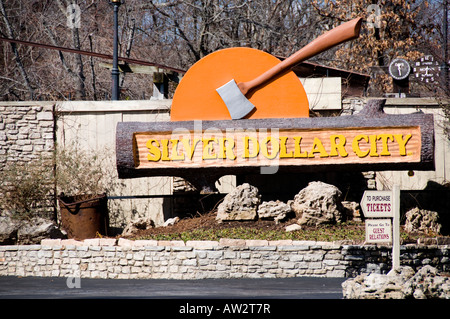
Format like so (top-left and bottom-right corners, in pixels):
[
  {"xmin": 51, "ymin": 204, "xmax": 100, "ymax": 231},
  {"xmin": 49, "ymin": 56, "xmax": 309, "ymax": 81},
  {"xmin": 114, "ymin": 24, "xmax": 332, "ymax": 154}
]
[{"xmin": 216, "ymin": 17, "xmax": 363, "ymax": 119}]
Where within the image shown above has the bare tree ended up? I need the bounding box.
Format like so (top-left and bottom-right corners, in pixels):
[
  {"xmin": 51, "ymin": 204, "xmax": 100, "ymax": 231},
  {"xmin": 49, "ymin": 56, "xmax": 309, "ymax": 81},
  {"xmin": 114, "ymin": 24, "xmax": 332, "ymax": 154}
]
[
  {"xmin": 42, "ymin": 0, "xmax": 86, "ymax": 100},
  {"xmin": 309, "ymin": 0, "xmax": 441, "ymax": 96},
  {"xmin": 144, "ymin": 0, "xmax": 324, "ymax": 67},
  {"xmin": 0, "ymin": 0, "xmax": 34, "ymax": 99},
  {"xmin": 0, "ymin": 0, "xmax": 445, "ymax": 101}
]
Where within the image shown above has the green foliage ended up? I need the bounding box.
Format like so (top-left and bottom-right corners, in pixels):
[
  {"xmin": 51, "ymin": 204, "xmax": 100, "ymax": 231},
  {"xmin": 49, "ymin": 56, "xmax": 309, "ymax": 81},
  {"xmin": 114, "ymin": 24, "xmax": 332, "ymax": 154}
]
[
  {"xmin": 136, "ymin": 221, "xmax": 423, "ymax": 243},
  {"xmin": 138, "ymin": 222, "xmax": 367, "ymax": 242}
]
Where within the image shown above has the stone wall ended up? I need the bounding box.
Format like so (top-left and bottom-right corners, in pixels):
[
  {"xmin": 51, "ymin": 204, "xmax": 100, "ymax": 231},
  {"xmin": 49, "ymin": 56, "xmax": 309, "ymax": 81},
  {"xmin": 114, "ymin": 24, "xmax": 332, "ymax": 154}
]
[
  {"xmin": 0, "ymin": 103, "xmax": 56, "ymax": 217},
  {"xmin": 0, "ymin": 101, "xmax": 175, "ymax": 226},
  {"xmin": 1, "ymin": 239, "xmax": 448, "ymax": 279},
  {"xmin": 0, "ymin": 102, "xmax": 55, "ymax": 166}
]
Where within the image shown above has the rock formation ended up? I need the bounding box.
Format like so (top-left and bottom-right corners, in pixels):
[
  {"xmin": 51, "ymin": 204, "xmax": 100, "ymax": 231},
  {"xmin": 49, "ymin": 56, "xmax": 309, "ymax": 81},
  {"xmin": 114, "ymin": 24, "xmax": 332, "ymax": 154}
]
[
  {"xmin": 216, "ymin": 183, "xmax": 261, "ymax": 222},
  {"xmin": 257, "ymin": 200, "xmax": 291, "ymax": 224},
  {"xmin": 122, "ymin": 217, "xmax": 155, "ymax": 236},
  {"xmin": 291, "ymin": 181, "xmax": 344, "ymax": 226},
  {"xmin": 342, "ymin": 265, "xmax": 450, "ymax": 299},
  {"xmin": 0, "ymin": 214, "xmax": 64, "ymax": 245},
  {"xmin": 404, "ymin": 207, "xmax": 441, "ymax": 234}
]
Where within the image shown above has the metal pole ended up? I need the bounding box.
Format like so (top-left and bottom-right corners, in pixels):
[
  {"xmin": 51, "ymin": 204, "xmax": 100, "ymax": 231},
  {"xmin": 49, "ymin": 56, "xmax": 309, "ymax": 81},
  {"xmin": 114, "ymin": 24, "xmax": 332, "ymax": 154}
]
[
  {"xmin": 111, "ymin": 2, "xmax": 121, "ymax": 100},
  {"xmin": 443, "ymin": 0, "xmax": 448, "ymax": 93}
]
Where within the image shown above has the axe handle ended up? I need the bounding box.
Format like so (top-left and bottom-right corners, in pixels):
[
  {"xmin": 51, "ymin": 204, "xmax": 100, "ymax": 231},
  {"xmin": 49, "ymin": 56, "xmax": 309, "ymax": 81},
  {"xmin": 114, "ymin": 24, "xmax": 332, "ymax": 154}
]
[{"xmin": 238, "ymin": 17, "xmax": 363, "ymax": 95}]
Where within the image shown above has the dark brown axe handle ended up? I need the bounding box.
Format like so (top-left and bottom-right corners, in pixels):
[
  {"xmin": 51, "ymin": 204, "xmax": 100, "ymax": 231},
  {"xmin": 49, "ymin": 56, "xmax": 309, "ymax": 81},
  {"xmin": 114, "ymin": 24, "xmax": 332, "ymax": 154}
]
[{"xmin": 237, "ymin": 17, "xmax": 363, "ymax": 95}]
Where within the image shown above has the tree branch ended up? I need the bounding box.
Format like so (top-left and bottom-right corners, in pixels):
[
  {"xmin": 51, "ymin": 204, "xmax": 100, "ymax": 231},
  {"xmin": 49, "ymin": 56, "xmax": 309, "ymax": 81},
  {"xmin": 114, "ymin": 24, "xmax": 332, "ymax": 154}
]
[{"xmin": 0, "ymin": 0, "xmax": 35, "ymax": 99}]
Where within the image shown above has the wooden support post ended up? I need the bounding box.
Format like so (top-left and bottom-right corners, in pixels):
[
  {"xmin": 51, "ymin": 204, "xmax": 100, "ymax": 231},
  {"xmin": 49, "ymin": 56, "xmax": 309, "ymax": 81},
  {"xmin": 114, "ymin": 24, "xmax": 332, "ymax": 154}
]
[
  {"xmin": 392, "ymin": 184, "xmax": 401, "ymax": 269},
  {"xmin": 152, "ymin": 72, "xmax": 169, "ymax": 100}
]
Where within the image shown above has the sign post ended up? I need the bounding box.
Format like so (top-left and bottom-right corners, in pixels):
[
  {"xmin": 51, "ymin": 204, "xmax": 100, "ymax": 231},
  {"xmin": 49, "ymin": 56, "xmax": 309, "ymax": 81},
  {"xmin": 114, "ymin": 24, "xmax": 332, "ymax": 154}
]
[
  {"xmin": 361, "ymin": 185, "xmax": 401, "ymax": 270},
  {"xmin": 392, "ymin": 185, "xmax": 400, "ymax": 269}
]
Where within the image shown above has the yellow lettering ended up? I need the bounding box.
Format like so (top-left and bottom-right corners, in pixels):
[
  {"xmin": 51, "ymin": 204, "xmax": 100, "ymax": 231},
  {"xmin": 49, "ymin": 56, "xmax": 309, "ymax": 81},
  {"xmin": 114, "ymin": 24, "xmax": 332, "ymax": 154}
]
[
  {"xmin": 202, "ymin": 138, "xmax": 217, "ymax": 160},
  {"xmin": 329, "ymin": 134, "xmax": 348, "ymax": 157},
  {"xmin": 161, "ymin": 139, "xmax": 170, "ymax": 161},
  {"xmin": 145, "ymin": 130, "xmax": 415, "ymax": 165},
  {"xmin": 293, "ymin": 136, "xmax": 307, "ymax": 158},
  {"xmin": 352, "ymin": 134, "xmax": 370, "ymax": 158},
  {"xmin": 181, "ymin": 138, "xmax": 201, "ymax": 160},
  {"xmin": 308, "ymin": 137, "xmax": 329, "ymax": 158},
  {"xmin": 261, "ymin": 136, "xmax": 279, "ymax": 160},
  {"xmin": 377, "ymin": 134, "xmax": 393, "ymax": 156},
  {"xmin": 243, "ymin": 136, "xmax": 259, "ymax": 158},
  {"xmin": 394, "ymin": 134, "xmax": 412, "ymax": 156},
  {"xmin": 170, "ymin": 139, "xmax": 185, "ymax": 161},
  {"xmin": 279, "ymin": 137, "xmax": 293, "ymax": 158},
  {"xmin": 146, "ymin": 139, "xmax": 161, "ymax": 162},
  {"xmin": 218, "ymin": 138, "xmax": 236, "ymax": 160},
  {"xmin": 369, "ymin": 135, "xmax": 379, "ymax": 157}
]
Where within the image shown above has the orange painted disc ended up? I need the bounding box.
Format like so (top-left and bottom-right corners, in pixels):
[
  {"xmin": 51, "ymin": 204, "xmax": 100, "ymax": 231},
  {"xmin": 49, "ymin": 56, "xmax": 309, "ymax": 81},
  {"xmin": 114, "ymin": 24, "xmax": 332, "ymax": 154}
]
[{"xmin": 170, "ymin": 47, "xmax": 309, "ymax": 121}]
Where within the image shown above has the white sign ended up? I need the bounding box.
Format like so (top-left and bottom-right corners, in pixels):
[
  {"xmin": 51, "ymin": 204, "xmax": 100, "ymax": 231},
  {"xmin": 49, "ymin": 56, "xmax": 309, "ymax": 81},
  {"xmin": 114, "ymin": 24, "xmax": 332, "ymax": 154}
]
[
  {"xmin": 365, "ymin": 219, "xmax": 392, "ymax": 243},
  {"xmin": 361, "ymin": 186, "xmax": 400, "ymax": 269},
  {"xmin": 360, "ymin": 190, "xmax": 393, "ymax": 218}
]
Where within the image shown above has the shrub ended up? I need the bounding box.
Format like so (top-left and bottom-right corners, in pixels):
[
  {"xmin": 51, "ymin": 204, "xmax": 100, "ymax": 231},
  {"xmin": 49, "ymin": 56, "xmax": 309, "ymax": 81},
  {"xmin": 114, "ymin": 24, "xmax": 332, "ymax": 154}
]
[
  {"xmin": 0, "ymin": 158, "xmax": 55, "ymax": 220},
  {"xmin": 55, "ymin": 143, "xmax": 122, "ymax": 196}
]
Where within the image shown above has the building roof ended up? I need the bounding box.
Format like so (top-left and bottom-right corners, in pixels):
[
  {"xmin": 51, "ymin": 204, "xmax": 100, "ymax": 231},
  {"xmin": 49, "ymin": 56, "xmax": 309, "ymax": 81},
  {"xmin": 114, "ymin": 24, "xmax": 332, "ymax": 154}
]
[{"xmin": 275, "ymin": 56, "xmax": 371, "ymax": 97}]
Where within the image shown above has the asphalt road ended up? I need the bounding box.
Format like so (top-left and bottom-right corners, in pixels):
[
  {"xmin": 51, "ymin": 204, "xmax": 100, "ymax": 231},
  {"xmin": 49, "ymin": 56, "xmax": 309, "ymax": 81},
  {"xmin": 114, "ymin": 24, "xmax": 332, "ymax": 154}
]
[
  {"xmin": 1, "ymin": 276, "xmax": 435, "ymax": 316},
  {"xmin": 0, "ymin": 276, "xmax": 345, "ymax": 299}
]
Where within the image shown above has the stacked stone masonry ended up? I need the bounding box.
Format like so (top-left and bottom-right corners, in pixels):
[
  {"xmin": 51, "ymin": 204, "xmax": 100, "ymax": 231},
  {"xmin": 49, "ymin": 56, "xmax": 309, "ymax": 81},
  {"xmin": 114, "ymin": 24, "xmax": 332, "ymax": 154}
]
[
  {"xmin": 0, "ymin": 103, "xmax": 54, "ymax": 166},
  {"xmin": 0, "ymin": 103, "xmax": 55, "ymax": 217},
  {"xmin": 1, "ymin": 239, "xmax": 448, "ymax": 279}
]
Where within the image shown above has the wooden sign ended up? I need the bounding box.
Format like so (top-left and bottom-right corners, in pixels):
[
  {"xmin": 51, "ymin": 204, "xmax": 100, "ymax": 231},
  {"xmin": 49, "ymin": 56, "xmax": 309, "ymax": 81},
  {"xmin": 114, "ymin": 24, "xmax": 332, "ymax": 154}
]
[
  {"xmin": 170, "ymin": 18, "xmax": 362, "ymax": 121},
  {"xmin": 133, "ymin": 126, "xmax": 420, "ymax": 170},
  {"xmin": 360, "ymin": 190, "xmax": 394, "ymax": 218},
  {"xmin": 170, "ymin": 47, "xmax": 309, "ymax": 121},
  {"xmin": 116, "ymin": 99, "xmax": 434, "ymax": 192},
  {"xmin": 362, "ymin": 185, "xmax": 401, "ymax": 268},
  {"xmin": 365, "ymin": 219, "xmax": 392, "ymax": 243}
]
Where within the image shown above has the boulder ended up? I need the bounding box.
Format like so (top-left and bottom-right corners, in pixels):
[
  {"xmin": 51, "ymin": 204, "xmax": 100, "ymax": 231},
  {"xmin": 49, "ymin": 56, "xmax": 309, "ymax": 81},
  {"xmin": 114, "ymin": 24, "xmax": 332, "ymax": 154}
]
[
  {"xmin": 0, "ymin": 215, "xmax": 19, "ymax": 244},
  {"xmin": 342, "ymin": 266, "xmax": 415, "ymax": 299},
  {"xmin": 342, "ymin": 265, "xmax": 450, "ymax": 299},
  {"xmin": 257, "ymin": 200, "xmax": 291, "ymax": 224},
  {"xmin": 216, "ymin": 183, "xmax": 261, "ymax": 222},
  {"xmin": 122, "ymin": 217, "xmax": 155, "ymax": 236},
  {"xmin": 285, "ymin": 224, "xmax": 302, "ymax": 232},
  {"xmin": 163, "ymin": 216, "xmax": 180, "ymax": 227},
  {"xmin": 341, "ymin": 201, "xmax": 363, "ymax": 222},
  {"xmin": 404, "ymin": 207, "xmax": 441, "ymax": 234},
  {"xmin": 291, "ymin": 181, "xmax": 344, "ymax": 226},
  {"xmin": 403, "ymin": 265, "xmax": 450, "ymax": 299},
  {"xmin": 0, "ymin": 214, "xmax": 65, "ymax": 245},
  {"xmin": 17, "ymin": 217, "xmax": 65, "ymax": 245}
]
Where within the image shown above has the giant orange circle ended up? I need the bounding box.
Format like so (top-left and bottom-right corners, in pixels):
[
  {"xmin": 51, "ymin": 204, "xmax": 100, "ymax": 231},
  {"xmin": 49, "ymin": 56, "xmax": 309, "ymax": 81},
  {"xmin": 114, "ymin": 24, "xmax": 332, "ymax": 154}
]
[{"xmin": 170, "ymin": 47, "xmax": 309, "ymax": 121}]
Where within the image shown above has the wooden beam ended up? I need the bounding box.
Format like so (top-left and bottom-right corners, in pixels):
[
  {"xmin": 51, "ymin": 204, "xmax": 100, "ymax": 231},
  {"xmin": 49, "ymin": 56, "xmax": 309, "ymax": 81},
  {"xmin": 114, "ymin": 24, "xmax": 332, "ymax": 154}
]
[
  {"xmin": 116, "ymin": 99, "xmax": 435, "ymax": 192},
  {"xmin": 99, "ymin": 63, "xmax": 182, "ymax": 84},
  {"xmin": 0, "ymin": 36, "xmax": 186, "ymax": 74},
  {"xmin": 100, "ymin": 62, "xmax": 163, "ymax": 75}
]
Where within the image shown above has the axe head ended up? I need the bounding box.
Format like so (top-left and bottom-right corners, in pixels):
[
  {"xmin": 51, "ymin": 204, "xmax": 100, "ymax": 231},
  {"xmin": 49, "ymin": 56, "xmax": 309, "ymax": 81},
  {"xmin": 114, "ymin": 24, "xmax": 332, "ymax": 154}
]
[{"xmin": 216, "ymin": 79, "xmax": 255, "ymax": 119}]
